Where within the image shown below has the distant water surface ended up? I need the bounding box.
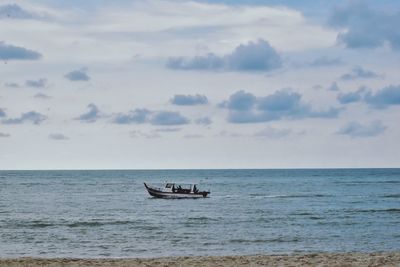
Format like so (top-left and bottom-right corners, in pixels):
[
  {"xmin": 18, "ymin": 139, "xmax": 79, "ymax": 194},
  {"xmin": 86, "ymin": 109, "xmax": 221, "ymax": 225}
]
[{"xmin": 0, "ymin": 169, "xmax": 399, "ymax": 258}]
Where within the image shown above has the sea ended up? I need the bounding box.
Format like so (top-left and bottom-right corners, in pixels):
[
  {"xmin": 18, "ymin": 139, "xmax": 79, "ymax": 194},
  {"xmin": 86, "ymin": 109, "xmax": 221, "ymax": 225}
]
[{"xmin": 0, "ymin": 169, "xmax": 399, "ymax": 258}]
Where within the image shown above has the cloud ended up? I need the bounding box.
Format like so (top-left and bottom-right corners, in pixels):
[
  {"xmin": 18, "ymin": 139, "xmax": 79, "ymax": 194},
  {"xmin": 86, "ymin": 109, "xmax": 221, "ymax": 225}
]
[
  {"xmin": 221, "ymin": 89, "xmax": 341, "ymax": 123},
  {"xmin": 166, "ymin": 39, "xmax": 282, "ymax": 72},
  {"xmin": 150, "ymin": 111, "xmax": 189, "ymax": 126},
  {"xmin": 65, "ymin": 68, "xmax": 90, "ymax": 81},
  {"xmin": 170, "ymin": 94, "xmax": 208, "ymax": 105},
  {"xmin": 113, "ymin": 109, "xmax": 151, "ymax": 124},
  {"xmin": 337, "ymin": 120, "xmax": 386, "ymax": 138},
  {"xmin": 184, "ymin": 134, "xmax": 204, "ymax": 139},
  {"xmin": 253, "ymin": 127, "xmax": 291, "ymax": 139},
  {"xmin": 154, "ymin": 128, "xmax": 181, "ymax": 132},
  {"xmin": 337, "ymin": 87, "xmax": 365, "ymax": 104},
  {"xmin": 130, "ymin": 130, "xmax": 161, "ymax": 139},
  {"xmin": 219, "ymin": 90, "xmax": 257, "ymax": 111},
  {"xmin": 328, "ymin": 2, "xmax": 400, "ymax": 50},
  {"xmin": 167, "ymin": 53, "xmax": 224, "ymax": 70},
  {"xmin": 0, "ymin": 41, "xmax": 42, "ymax": 60},
  {"xmin": 217, "ymin": 130, "xmax": 244, "ymax": 138},
  {"xmin": 308, "ymin": 56, "xmax": 342, "ymax": 67},
  {"xmin": 313, "ymin": 84, "xmax": 323, "ymax": 90},
  {"xmin": 340, "ymin": 66, "xmax": 379, "ymax": 81},
  {"xmin": 364, "ymin": 85, "xmax": 400, "ymax": 108},
  {"xmin": 2, "ymin": 111, "xmax": 47, "ymax": 125},
  {"xmin": 33, "ymin": 93, "xmax": 51, "ymax": 99},
  {"xmin": 75, "ymin": 103, "xmax": 102, "ymax": 123},
  {"xmin": 0, "ymin": 108, "xmax": 6, "ymax": 117},
  {"xmin": 195, "ymin": 117, "xmax": 212, "ymax": 126},
  {"xmin": 4, "ymin": 82, "xmax": 19, "ymax": 88},
  {"xmin": 0, "ymin": 132, "xmax": 10, "ymax": 137},
  {"xmin": 328, "ymin": 81, "xmax": 340, "ymax": 91},
  {"xmin": 49, "ymin": 133, "xmax": 69, "ymax": 140},
  {"xmin": 25, "ymin": 78, "xmax": 47, "ymax": 88},
  {"xmin": 130, "ymin": 128, "xmax": 182, "ymax": 139},
  {"xmin": 112, "ymin": 109, "xmax": 189, "ymax": 126},
  {"xmin": 0, "ymin": 4, "xmax": 40, "ymax": 20}
]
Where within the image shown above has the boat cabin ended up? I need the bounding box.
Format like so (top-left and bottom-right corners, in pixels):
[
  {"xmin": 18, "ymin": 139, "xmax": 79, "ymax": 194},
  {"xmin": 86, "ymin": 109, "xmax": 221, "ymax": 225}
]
[{"xmin": 165, "ymin": 182, "xmax": 200, "ymax": 193}]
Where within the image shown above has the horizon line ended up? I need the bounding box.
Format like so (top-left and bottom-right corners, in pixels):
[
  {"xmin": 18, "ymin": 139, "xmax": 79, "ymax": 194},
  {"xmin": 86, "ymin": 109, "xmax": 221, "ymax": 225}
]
[{"xmin": 0, "ymin": 167, "xmax": 399, "ymax": 171}]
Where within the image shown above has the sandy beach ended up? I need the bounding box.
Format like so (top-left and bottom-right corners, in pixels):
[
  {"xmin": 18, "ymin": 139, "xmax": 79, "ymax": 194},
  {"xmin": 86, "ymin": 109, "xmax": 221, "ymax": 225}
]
[{"xmin": 1, "ymin": 252, "xmax": 400, "ymax": 267}]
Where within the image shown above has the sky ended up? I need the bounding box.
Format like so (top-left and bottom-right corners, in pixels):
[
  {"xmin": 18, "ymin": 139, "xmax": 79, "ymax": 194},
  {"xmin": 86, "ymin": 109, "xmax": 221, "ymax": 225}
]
[{"xmin": 0, "ymin": 0, "xmax": 399, "ymax": 170}]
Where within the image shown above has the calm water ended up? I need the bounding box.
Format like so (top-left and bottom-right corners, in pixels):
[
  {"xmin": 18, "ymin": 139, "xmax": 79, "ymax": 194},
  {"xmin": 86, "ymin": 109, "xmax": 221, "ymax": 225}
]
[{"xmin": 0, "ymin": 169, "xmax": 399, "ymax": 258}]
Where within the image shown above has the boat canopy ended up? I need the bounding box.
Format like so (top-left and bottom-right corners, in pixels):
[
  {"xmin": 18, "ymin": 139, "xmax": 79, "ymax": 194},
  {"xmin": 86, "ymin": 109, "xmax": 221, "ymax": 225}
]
[{"xmin": 164, "ymin": 182, "xmax": 199, "ymax": 187}]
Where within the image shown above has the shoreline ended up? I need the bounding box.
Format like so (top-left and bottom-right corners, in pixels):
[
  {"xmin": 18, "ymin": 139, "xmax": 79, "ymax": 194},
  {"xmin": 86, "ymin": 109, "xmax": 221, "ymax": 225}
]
[{"xmin": 1, "ymin": 252, "xmax": 400, "ymax": 267}]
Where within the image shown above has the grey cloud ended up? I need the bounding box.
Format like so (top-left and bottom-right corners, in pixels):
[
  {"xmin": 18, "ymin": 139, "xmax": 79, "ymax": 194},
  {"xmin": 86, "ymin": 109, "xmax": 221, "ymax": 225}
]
[
  {"xmin": 0, "ymin": 108, "xmax": 6, "ymax": 117},
  {"xmin": 337, "ymin": 87, "xmax": 365, "ymax": 104},
  {"xmin": 167, "ymin": 39, "xmax": 281, "ymax": 72},
  {"xmin": 33, "ymin": 93, "xmax": 51, "ymax": 99},
  {"xmin": 308, "ymin": 57, "xmax": 342, "ymax": 67},
  {"xmin": 112, "ymin": 109, "xmax": 189, "ymax": 126},
  {"xmin": 65, "ymin": 68, "xmax": 90, "ymax": 81},
  {"xmin": 0, "ymin": 4, "xmax": 41, "ymax": 20},
  {"xmin": 313, "ymin": 84, "xmax": 323, "ymax": 90},
  {"xmin": 130, "ymin": 128, "xmax": 182, "ymax": 139},
  {"xmin": 340, "ymin": 66, "xmax": 379, "ymax": 81},
  {"xmin": 365, "ymin": 85, "xmax": 400, "ymax": 108},
  {"xmin": 4, "ymin": 82, "xmax": 19, "ymax": 88},
  {"xmin": 253, "ymin": 127, "xmax": 291, "ymax": 139},
  {"xmin": 195, "ymin": 117, "xmax": 212, "ymax": 126},
  {"xmin": 219, "ymin": 90, "xmax": 257, "ymax": 111},
  {"xmin": 328, "ymin": 2, "xmax": 400, "ymax": 50},
  {"xmin": 0, "ymin": 41, "xmax": 41, "ymax": 60},
  {"xmin": 227, "ymin": 39, "xmax": 282, "ymax": 71},
  {"xmin": 167, "ymin": 53, "xmax": 224, "ymax": 70},
  {"xmin": 49, "ymin": 133, "xmax": 69, "ymax": 140},
  {"xmin": 222, "ymin": 89, "xmax": 341, "ymax": 123},
  {"xmin": 184, "ymin": 134, "xmax": 204, "ymax": 139},
  {"xmin": 217, "ymin": 131, "xmax": 244, "ymax": 138},
  {"xmin": 154, "ymin": 128, "xmax": 181, "ymax": 132},
  {"xmin": 150, "ymin": 111, "xmax": 189, "ymax": 126},
  {"xmin": 337, "ymin": 120, "xmax": 386, "ymax": 138},
  {"xmin": 75, "ymin": 103, "xmax": 102, "ymax": 123},
  {"xmin": 0, "ymin": 132, "xmax": 10, "ymax": 137},
  {"xmin": 112, "ymin": 109, "xmax": 151, "ymax": 124},
  {"xmin": 170, "ymin": 94, "xmax": 208, "ymax": 105},
  {"xmin": 2, "ymin": 111, "xmax": 47, "ymax": 125},
  {"xmin": 328, "ymin": 82, "xmax": 340, "ymax": 91},
  {"xmin": 130, "ymin": 130, "xmax": 161, "ymax": 139},
  {"xmin": 25, "ymin": 78, "xmax": 47, "ymax": 88}
]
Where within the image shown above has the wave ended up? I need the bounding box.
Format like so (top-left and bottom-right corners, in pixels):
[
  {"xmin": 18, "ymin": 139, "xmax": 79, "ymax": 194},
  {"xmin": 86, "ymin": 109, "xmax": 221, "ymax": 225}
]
[
  {"xmin": 229, "ymin": 237, "xmax": 300, "ymax": 244},
  {"xmin": 9, "ymin": 221, "xmax": 56, "ymax": 228},
  {"xmin": 187, "ymin": 216, "xmax": 218, "ymax": 221},
  {"xmin": 290, "ymin": 212, "xmax": 313, "ymax": 216},
  {"xmin": 67, "ymin": 220, "xmax": 134, "ymax": 228},
  {"xmin": 347, "ymin": 208, "xmax": 400, "ymax": 214},
  {"xmin": 382, "ymin": 194, "xmax": 400, "ymax": 198},
  {"xmin": 335, "ymin": 180, "xmax": 400, "ymax": 185},
  {"xmin": 184, "ymin": 216, "xmax": 219, "ymax": 227},
  {"xmin": 250, "ymin": 194, "xmax": 332, "ymax": 199},
  {"xmin": 5, "ymin": 219, "xmax": 150, "ymax": 229}
]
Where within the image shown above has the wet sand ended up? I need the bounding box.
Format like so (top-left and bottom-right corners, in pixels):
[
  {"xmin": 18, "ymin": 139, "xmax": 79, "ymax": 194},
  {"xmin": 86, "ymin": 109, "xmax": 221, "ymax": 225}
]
[{"xmin": 1, "ymin": 252, "xmax": 400, "ymax": 267}]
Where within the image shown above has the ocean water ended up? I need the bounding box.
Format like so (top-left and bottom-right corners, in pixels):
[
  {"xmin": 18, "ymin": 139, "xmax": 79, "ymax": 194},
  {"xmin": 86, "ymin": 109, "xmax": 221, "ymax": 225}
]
[{"xmin": 0, "ymin": 169, "xmax": 399, "ymax": 258}]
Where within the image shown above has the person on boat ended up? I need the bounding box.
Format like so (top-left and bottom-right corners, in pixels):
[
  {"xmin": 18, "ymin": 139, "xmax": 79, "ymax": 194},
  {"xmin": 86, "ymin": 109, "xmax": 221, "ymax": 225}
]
[
  {"xmin": 177, "ymin": 185, "xmax": 182, "ymax": 193},
  {"xmin": 193, "ymin": 185, "xmax": 198, "ymax": 193},
  {"xmin": 172, "ymin": 184, "xmax": 176, "ymax": 193}
]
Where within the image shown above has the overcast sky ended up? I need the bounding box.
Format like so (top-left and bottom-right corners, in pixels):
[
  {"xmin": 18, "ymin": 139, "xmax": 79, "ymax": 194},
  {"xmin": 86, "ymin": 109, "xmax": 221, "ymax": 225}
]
[{"xmin": 0, "ymin": 0, "xmax": 399, "ymax": 170}]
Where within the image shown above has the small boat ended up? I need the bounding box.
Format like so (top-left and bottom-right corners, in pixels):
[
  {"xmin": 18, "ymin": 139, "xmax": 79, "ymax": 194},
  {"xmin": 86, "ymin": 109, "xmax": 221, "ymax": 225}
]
[{"xmin": 144, "ymin": 182, "xmax": 210, "ymax": 199}]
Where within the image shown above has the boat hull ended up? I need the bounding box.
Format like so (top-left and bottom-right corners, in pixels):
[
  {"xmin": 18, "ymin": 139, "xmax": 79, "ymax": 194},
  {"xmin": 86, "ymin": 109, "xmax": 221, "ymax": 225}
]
[{"xmin": 144, "ymin": 183, "xmax": 209, "ymax": 199}]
